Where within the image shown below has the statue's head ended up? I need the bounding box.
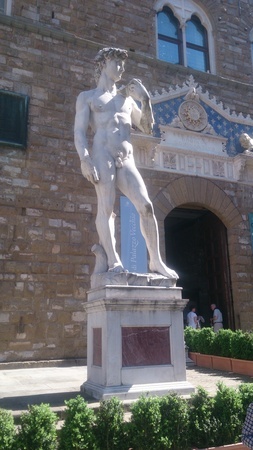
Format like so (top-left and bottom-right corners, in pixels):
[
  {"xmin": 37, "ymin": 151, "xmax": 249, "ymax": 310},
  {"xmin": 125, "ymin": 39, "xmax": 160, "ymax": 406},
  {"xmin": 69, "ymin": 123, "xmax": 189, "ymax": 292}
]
[
  {"xmin": 94, "ymin": 47, "xmax": 128, "ymax": 84},
  {"xmin": 239, "ymin": 132, "xmax": 253, "ymax": 149}
]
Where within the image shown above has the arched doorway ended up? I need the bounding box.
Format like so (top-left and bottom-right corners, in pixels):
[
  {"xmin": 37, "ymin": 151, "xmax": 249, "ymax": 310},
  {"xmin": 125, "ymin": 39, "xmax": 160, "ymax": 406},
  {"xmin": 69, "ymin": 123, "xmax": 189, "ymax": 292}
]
[{"xmin": 164, "ymin": 206, "xmax": 235, "ymax": 329}]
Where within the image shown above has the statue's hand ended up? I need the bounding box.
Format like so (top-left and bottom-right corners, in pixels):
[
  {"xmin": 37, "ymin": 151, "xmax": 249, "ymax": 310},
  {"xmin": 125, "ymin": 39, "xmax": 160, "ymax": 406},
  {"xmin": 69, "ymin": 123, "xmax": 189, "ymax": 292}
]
[
  {"xmin": 81, "ymin": 156, "xmax": 99, "ymax": 184},
  {"xmin": 126, "ymin": 78, "xmax": 150, "ymax": 102}
]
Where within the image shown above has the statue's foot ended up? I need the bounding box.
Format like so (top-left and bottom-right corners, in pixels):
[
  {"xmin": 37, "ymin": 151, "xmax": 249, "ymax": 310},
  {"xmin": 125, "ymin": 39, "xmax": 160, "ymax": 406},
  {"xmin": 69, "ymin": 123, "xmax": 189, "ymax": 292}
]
[
  {"xmin": 108, "ymin": 263, "xmax": 128, "ymax": 273},
  {"xmin": 149, "ymin": 261, "xmax": 179, "ymax": 280}
]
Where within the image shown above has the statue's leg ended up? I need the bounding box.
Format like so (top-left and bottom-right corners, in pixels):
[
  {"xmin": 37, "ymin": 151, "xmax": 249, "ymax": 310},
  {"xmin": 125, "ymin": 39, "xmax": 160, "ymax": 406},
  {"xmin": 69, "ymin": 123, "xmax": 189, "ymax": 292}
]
[
  {"xmin": 117, "ymin": 161, "xmax": 178, "ymax": 279},
  {"xmin": 94, "ymin": 177, "xmax": 124, "ymax": 272}
]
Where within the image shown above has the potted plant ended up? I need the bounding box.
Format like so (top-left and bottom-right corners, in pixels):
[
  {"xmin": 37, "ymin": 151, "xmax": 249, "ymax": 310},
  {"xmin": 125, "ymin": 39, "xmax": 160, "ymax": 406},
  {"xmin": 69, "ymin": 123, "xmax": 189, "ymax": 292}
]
[{"xmin": 185, "ymin": 328, "xmax": 253, "ymax": 377}]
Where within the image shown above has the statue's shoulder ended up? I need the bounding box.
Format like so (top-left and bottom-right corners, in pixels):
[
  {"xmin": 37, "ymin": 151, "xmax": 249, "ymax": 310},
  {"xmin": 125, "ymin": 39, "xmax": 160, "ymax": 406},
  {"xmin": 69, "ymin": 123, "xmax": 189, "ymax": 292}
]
[{"xmin": 76, "ymin": 88, "xmax": 97, "ymax": 106}]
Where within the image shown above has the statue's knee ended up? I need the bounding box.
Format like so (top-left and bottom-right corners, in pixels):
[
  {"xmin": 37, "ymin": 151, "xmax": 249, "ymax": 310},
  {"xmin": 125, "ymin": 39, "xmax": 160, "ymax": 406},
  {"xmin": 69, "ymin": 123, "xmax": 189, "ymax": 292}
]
[{"xmin": 141, "ymin": 202, "xmax": 153, "ymax": 216}]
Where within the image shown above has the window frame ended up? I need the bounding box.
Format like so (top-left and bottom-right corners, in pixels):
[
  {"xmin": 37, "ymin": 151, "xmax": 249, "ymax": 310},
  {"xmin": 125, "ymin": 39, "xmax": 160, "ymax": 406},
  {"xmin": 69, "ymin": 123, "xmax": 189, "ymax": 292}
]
[
  {"xmin": 0, "ymin": 0, "xmax": 12, "ymax": 15},
  {"xmin": 186, "ymin": 15, "xmax": 210, "ymax": 72},
  {"xmin": 0, "ymin": 90, "xmax": 29, "ymax": 150},
  {"xmin": 157, "ymin": 6, "xmax": 183, "ymax": 65},
  {"xmin": 155, "ymin": 0, "xmax": 216, "ymax": 74}
]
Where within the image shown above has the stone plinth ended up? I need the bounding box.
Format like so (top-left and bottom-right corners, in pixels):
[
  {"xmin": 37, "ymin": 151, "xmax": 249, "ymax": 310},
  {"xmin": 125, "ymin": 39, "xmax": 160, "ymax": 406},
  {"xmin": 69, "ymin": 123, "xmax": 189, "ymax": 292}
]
[{"xmin": 81, "ymin": 275, "xmax": 194, "ymax": 400}]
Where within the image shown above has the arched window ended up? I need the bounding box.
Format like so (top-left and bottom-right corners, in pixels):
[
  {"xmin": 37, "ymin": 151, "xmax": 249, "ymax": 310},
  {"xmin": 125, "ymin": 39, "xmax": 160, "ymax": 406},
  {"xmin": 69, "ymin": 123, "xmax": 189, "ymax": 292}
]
[
  {"xmin": 155, "ymin": 0, "xmax": 215, "ymax": 74},
  {"xmin": 186, "ymin": 15, "xmax": 210, "ymax": 72},
  {"xmin": 157, "ymin": 7, "xmax": 183, "ymax": 65}
]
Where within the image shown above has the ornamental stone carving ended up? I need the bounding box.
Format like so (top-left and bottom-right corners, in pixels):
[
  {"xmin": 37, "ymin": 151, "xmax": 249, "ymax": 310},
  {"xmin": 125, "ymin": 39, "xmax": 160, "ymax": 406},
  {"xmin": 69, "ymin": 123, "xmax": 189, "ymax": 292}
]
[
  {"xmin": 134, "ymin": 77, "xmax": 253, "ymax": 184},
  {"xmin": 178, "ymin": 100, "xmax": 208, "ymax": 132},
  {"xmin": 239, "ymin": 133, "xmax": 253, "ymax": 154}
]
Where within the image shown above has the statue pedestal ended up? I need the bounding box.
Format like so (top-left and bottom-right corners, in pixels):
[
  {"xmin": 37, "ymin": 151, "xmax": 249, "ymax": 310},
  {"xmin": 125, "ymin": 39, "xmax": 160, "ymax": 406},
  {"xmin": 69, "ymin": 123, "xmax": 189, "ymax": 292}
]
[{"xmin": 81, "ymin": 277, "xmax": 194, "ymax": 400}]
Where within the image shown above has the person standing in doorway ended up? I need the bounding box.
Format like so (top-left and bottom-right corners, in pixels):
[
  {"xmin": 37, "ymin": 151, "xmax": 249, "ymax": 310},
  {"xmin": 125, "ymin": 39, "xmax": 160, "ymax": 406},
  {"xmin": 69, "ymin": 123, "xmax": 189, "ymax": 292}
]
[
  {"xmin": 210, "ymin": 303, "xmax": 223, "ymax": 332},
  {"xmin": 187, "ymin": 306, "xmax": 198, "ymax": 329}
]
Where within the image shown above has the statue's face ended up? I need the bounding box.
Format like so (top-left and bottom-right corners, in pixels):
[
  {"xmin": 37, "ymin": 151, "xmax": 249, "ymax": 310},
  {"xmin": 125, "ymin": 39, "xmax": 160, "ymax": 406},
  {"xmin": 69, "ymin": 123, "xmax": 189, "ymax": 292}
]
[{"xmin": 104, "ymin": 58, "xmax": 125, "ymax": 82}]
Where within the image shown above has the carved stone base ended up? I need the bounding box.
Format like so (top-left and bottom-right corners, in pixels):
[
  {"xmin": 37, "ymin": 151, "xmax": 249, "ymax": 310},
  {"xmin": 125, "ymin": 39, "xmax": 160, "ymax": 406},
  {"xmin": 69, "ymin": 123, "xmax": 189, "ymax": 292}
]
[
  {"xmin": 82, "ymin": 283, "xmax": 194, "ymax": 401},
  {"xmin": 90, "ymin": 271, "xmax": 177, "ymax": 289},
  {"xmin": 81, "ymin": 380, "xmax": 194, "ymax": 401}
]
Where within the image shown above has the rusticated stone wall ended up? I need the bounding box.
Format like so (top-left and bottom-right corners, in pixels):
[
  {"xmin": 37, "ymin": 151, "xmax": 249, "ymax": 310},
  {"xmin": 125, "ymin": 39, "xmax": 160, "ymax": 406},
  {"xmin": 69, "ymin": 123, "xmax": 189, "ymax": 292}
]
[{"xmin": 0, "ymin": 0, "xmax": 253, "ymax": 361}]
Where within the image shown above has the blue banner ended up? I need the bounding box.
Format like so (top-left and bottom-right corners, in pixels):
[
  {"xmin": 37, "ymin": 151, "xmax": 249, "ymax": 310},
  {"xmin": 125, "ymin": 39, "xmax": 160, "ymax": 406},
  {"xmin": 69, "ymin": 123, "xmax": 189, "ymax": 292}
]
[
  {"xmin": 120, "ymin": 196, "xmax": 148, "ymax": 273},
  {"xmin": 249, "ymin": 213, "xmax": 253, "ymax": 251}
]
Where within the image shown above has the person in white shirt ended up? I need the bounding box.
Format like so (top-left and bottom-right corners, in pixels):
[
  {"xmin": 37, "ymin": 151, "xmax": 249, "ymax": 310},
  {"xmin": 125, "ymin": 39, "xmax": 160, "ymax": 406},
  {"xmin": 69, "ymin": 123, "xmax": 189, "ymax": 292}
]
[
  {"xmin": 210, "ymin": 304, "xmax": 223, "ymax": 332},
  {"xmin": 187, "ymin": 306, "xmax": 198, "ymax": 329}
]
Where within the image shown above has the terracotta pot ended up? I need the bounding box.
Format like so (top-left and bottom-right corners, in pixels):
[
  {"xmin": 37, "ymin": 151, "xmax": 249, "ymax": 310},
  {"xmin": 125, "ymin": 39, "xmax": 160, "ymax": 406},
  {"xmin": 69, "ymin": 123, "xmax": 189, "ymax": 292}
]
[
  {"xmin": 189, "ymin": 351, "xmax": 199, "ymax": 364},
  {"xmin": 189, "ymin": 352, "xmax": 253, "ymax": 376},
  {"xmin": 211, "ymin": 355, "xmax": 232, "ymax": 372},
  {"xmin": 196, "ymin": 353, "xmax": 213, "ymax": 369},
  {"xmin": 231, "ymin": 358, "xmax": 253, "ymax": 376}
]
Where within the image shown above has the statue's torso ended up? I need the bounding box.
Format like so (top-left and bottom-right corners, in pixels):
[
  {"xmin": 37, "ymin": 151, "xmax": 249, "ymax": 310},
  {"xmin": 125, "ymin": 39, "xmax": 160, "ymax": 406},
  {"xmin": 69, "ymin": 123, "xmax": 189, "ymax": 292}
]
[{"xmin": 90, "ymin": 90, "xmax": 133, "ymax": 160}]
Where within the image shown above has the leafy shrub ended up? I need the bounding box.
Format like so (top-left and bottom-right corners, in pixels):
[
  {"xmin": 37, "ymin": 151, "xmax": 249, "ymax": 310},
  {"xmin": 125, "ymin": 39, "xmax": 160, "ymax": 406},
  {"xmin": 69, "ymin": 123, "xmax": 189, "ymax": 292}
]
[
  {"xmin": 213, "ymin": 382, "xmax": 243, "ymax": 446},
  {"xmin": 16, "ymin": 403, "xmax": 58, "ymax": 450},
  {"xmin": 159, "ymin": 394, "xmax": 190, "ymax": 450},
  {"xmin": 238, "ymin": 384, "xmax": 253, "ymax": 418},
  {"xmin": 231, "ymin": 330, "xmax": 253, "ymax": 360},
  {"xmin": 8, "ymin": 385, "xmax": 253, "ymax": 450},
  {"xmin": 129, "ymin": 395, "xmax": 163, "ymax": 450},
  {"xmin": 59, "ymin": 395, "xmax": 96, "ymax": 450},
  {"xmin": 184, "ymin": 327, "xmax": 199, "ymax": 352},
  {"xmin": 212, "ymin": 328, "xmax": 234, "ymax": 357},
  {"xmin": 243, "ymin": 332, "xmax": 253, "ymax": 360},
  {"xmin": 188, "ymin": 387, "xmax": 218, "ymax": 449},
  {"xmin": 184, "ymin": 327, "xmax": 253, "ymax": 360},
  {"xmin": 231, "ymin": 330, "xmax": 247, "ymax": 359},
  {"xmin": 196, "ymin": 327, "xmax": 215, "ymax": 355},
  {"xmin": 0, "ymin": 408, "xmax": 16, "ymax": 450},
  {"xmin": 94, "ymin": 397, "xmax": 126, "ymax": 450}
]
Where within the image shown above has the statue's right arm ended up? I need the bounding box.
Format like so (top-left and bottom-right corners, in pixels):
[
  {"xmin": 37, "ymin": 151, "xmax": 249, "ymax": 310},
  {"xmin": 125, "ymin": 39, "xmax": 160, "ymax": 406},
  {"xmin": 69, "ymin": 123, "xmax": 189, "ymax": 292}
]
[
  {"xmin": 74, "ymin": 92, "xmax": 90, "ymax": 160},
  {"xmin": 74, "ymin": 92, "xmax": 99, "ymax": 183}
]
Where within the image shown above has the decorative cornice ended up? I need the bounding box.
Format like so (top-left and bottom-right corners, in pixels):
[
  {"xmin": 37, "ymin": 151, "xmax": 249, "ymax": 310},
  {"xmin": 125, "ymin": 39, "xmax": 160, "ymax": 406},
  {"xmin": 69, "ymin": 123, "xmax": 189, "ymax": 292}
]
[
  {"xmin": 151, "ymin": 76, "xmax": 253, "ymax": 126},
  {"xmin": 133, "ymin": 127, "xmax": 253, "ymax": 185}
]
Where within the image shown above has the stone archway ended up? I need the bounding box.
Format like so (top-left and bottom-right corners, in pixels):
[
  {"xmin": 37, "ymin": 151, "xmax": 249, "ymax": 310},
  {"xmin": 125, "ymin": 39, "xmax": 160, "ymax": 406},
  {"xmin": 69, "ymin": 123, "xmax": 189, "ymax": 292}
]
[
  {"xmin": 153, "ymin": 176, "xmax": 242, "ymax": 229},
  {"xmin": 153, "ymin": 176, "xmax": 242, "ymax": 329}
]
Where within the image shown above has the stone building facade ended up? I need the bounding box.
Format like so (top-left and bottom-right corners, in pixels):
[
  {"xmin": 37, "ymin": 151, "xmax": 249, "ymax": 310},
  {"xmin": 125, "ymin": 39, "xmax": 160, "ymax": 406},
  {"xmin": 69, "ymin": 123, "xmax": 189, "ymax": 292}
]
[{"xmin": 0, "ymin": 0, "xmax": 253, "ymax": 362}]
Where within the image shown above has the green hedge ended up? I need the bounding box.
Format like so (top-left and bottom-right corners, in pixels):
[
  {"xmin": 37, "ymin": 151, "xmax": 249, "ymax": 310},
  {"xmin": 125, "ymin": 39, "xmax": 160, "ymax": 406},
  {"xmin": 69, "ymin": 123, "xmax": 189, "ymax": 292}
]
[
  {"xmin": 1, "ymin": 385, "xmax": 253, "ymax": 450},
  {"xmin": 15, "ymin": 403, "xmax": 58, "ymax": 450},
  {"xmin": 0, "ymin": 409, "xmax": 16, "ymax": 450},
  {"xmin": 185, "ymin": 327, "xmax": 253, "ymax": 360}
]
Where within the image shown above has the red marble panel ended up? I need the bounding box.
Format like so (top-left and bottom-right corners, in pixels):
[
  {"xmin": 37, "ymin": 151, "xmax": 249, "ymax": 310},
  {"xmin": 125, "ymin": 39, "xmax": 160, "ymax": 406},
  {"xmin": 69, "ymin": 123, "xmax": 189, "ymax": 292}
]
[
  {"xmin": 122, "ymin": 326, "xmax": 171, "ymax": 367},
  {"xmin": 93, "ymin": 327, "xmax": 102, "ymax": 367}
]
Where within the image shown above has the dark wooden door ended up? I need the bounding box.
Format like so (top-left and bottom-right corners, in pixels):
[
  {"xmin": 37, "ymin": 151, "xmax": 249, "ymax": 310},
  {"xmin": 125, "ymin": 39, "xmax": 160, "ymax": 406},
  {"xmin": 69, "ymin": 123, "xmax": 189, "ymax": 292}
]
[
  {"xmin": 165, "ymin": 208, "xmax": 235, "ymax": 329},
  {"xmin": 201, "ymin": 213, "xmax": 234, "ymax": 329}
]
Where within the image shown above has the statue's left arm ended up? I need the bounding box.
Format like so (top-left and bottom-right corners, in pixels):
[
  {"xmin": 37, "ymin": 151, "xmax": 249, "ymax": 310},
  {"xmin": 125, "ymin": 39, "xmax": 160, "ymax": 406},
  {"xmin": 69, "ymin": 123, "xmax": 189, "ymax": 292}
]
[{"xmin": 126, "ymin": 78, "xmax": 154, "ymax": 135}]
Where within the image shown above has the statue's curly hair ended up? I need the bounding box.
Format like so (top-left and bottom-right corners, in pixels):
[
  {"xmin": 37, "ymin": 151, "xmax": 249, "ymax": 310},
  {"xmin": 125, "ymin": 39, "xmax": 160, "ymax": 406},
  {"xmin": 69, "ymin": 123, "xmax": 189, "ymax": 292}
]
[{"xmin": 94, "ymin": 47, "xmax": 128, "ymax": 84}]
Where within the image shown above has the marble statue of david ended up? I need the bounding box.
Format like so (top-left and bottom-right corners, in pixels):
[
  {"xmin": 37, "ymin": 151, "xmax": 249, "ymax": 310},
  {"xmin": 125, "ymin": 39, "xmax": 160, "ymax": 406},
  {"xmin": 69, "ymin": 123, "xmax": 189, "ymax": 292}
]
[{"xmin": 74, "ymin": 47, "xmax": 178, "ymax": 281}]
